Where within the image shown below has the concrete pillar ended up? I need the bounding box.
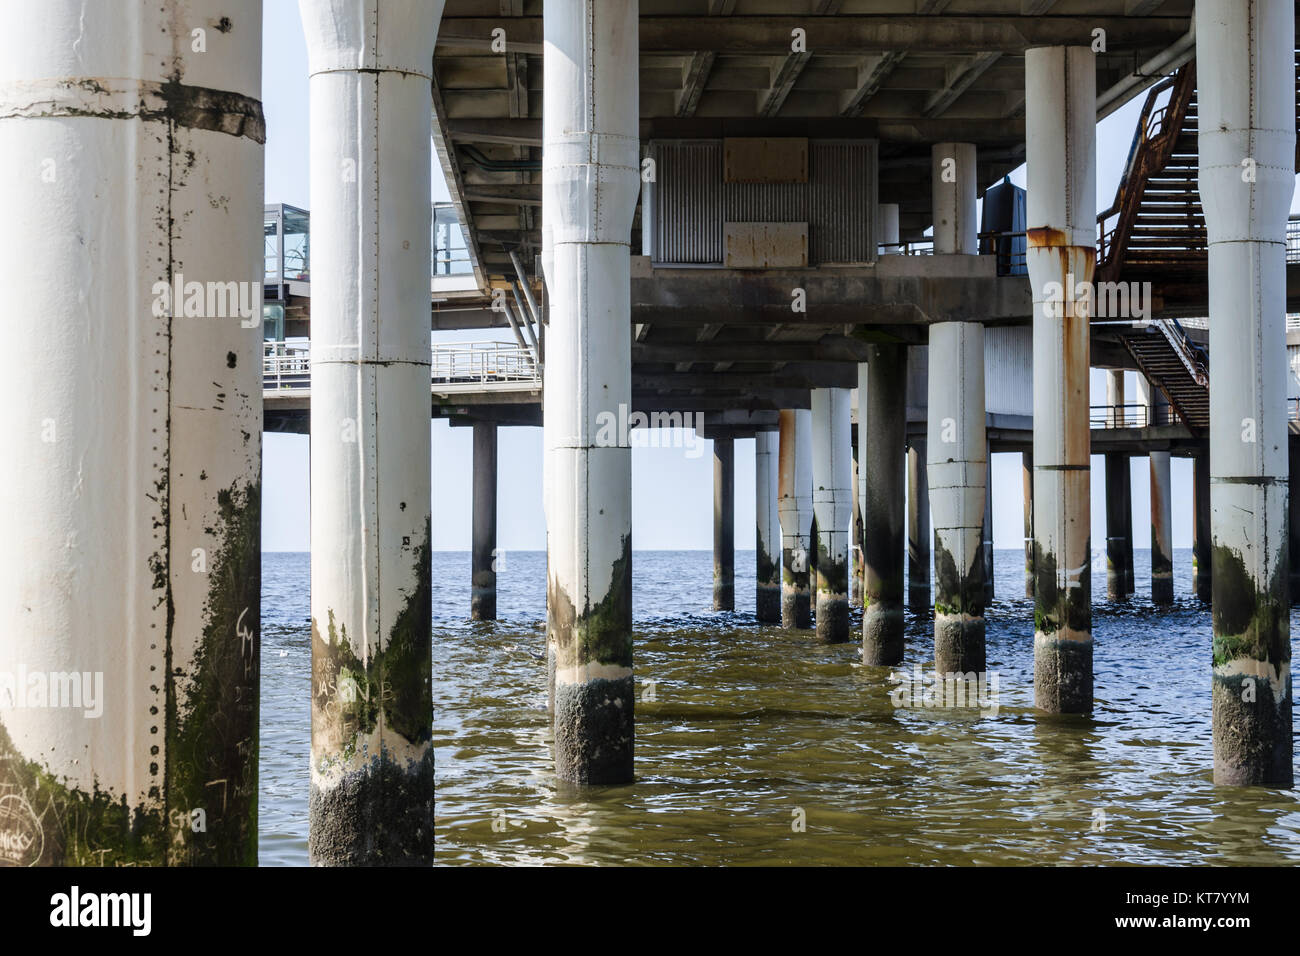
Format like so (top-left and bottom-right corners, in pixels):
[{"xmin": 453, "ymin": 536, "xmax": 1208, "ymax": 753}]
[
  {"xmin": 907, "ymin": 440, "xmax": 931, "ymax": 611},
  {"xmin": 928, "ymin": 322, "xmax": 987, "ymax": 675},
  {"xmin": 755, "ymin": 432, "xmax": 782, "ymax": 622},
  {"xmin": 1022, "ymin": 450, "xmax": 1034, "ymax": 597},
  {"xmin": 779, "ymin": 409, "xmax": 814, "ymax": 628},
  {"xmin": 1290, "ymin": 438, "xmax": 1300, "ymax": 604},
  {"xmin": 812, "ymin": 389, "xmax": 853, "ymax": 643},
  {"xmin": 926, "ymin": 142, "xmax": 984, "ymax": 668},
  {"xmin": 1193, "ymin": 452, "xmax": 1212, "ymax": 602},
  {"xmin": 713, "ymin": 437, "xmax": 735, "ymax": 611},
  {"xmin": 1198, "ymin": 0, "xmax": 1294, "ymax": 786},
  {"xmin": 303, "ymin": 0, "xmax": 440, "ymax": 862},
  {"xmin": 1150, "ymin": 450, "xmax": 1174, "ymax": 604},
  {"xmin": 1107, "ymin": 369, "xmax": 1126, "ymax": 428},
  {"xmin": 1104, "ymin": 453, "xmax": 1133, "ymax": 602},
  {"xmin": 472, "ymin": 423, "xmax": 498, "ymax": 620},
  {"xmin": 1025, "ymin": 45, "xmax": 1095, "ymax": 713},
  {"xmin": 983, "ymin": 460, "xmax": 995, "ymax": 605},
  {"xmin": 877, "ymin": 202, "xmax": 901, "ymax": 256},
  {"xmin": 1139, "ymin": 375, "xmax": 1171, "ymax": 427},
  {"xmin": 862, "ymin": 346, "xmax": 908, "ymax": 664},
  {"xmin": 0, "ymin": 0, "xmax": 263, "ymax": 866},
  {"xmin": 1103, "ymin": 372, "xmax": 1133, "ymax": 602},
  {"xmin": 932, "ymin": 142, "xmax": 978, "ymax": 254},
  {"xmin": 543, "ymin": 0, "xmax": 639, "ymax": 784},
  {"xmin": 851, "ymin": 433, "xmax": 864, "ymax": 606}
]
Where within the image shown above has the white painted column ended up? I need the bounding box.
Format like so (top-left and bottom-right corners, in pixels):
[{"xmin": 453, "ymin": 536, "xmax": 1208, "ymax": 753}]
[
  {"xmin": 1198, "ymin": 0, "xmax": 1294, "ymax": 786},
  {"xmin": 543, "ymin": 0, "xmax": 640, "ymax": 784},
  {"xmin": 0, "ymin": 0, "xmax": 264, "ymax": 865},
  {"xmin": 302, "ymin": 0, "xmax": 440, "ymax": 862},
  {"xmin": 812, "ymin": 388, "xmax": 853, "ymax": 643},
  {"xmin": 779, "ymin": 408, "xmax": 814, "ymax": 628},
  {"xmin": 927, "ymin": 142, "xmax": 987, "ymax": 674},
  {"xmin": 1025, "ymin": 45, "xmax": 1096, "ymax": 713},
  {"xmin": 755, "ymin": 431, "xmax": 782, "ymax": 622},
  {"xmin": 928, "ymin": 324, "xmax": 987, "ymax": 675}
]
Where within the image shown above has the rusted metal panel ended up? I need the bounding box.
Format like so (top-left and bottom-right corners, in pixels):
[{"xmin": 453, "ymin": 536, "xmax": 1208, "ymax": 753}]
[
  {"xmin": 724, "ymin": 221, "xmax": 809, "ymax": 268},
  {"xmin": 723, "ymin": 137, "xmax": 808, "ymax": 183}
]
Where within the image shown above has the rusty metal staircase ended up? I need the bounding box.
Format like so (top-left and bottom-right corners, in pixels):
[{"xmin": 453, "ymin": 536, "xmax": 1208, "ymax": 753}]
[
  {"xmin": 1116, "ymin": 319, "xmax": 1209, "ymax": 427},
  {"xmin": 1096, "ymin": 63, "xmax": 1209, "ymax": 428},
  {"xmin": 1095, "ymin": 52, "xmax": 1300, "ymax": 431}
]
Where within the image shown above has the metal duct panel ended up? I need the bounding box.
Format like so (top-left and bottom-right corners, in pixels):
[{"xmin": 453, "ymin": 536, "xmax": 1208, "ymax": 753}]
[
  {"xmin": 652, "ymin": 140, "xmax": 723, "ymax": 265},
  {"xmin": 651, "ymin": 139, "xmax": 877, "ymax": 266},
  {"xmin": 811, "ymin": 140, "xmax": 877, "ymax": 265},
  {"xmin": 984, "ymin": 326, "xmax": 1034, "ymax": 416},
  {"xmin": 725, "ymin": 181, "xmax": 808, "ymax": 223}
]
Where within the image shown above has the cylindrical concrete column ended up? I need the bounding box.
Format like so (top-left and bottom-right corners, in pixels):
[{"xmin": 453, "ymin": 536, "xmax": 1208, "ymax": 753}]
[
  {"xmin": 1198, "ymin": 0, "xmax": 1293, "ymax": 786},
  {"xmin": 1025, "ymin": 45, "xmax": 1096, "ymax": 713},
  {"xmin": 543, "ymin": 0, "xmax": 639, "ymax": 785},
  {"xmin": 1022, "ymin": 449, "xmax": 1034, "ymax": 597},
  {"xmin": 713, "ymin": 437, "xmax": 736, "ymax": 611},
  {"xmin": 779, "ymin": 409, "xmax": 814, "ymax": 628},
  {"xmin": 472, "ymin": 422, "xmax": 498, "ymax": 620},
  {"xmin": 983, "ymin": 459, "xmax": 995, "ymax": 605},
  {"xmin": 862, "ymin": 345, "xmax": 908, "ymax": 664},
  {"xmin": 877, "ymin": 202, "xmax": 901, "ymax": 256},
  {"xmin": 812, "ymin": 389, "xmax": 853, "ymax": 643},
  {"xmin": 1150, "ymin": 450, "xmax": 1174, "ymax": 604},
  {"xmin": 303, "ymin": 0, "xmax": 440, "ymax": 862},
  {"xmin": 928, "ymin": 322, "xmax": 987, "ymax": 675},
  {"xmin": 1138, "ymin": 375, "xmax": 1171, "ymax": 427},
  {"xmin": 932, "ymin": 142, "xmax": 978, "ymax": 254},
  {"xmin": 1104, "ymin": 453, "xmax": 1133, "ymax": 602},
  {"xmin": 851, "ymin": 432, "xmax": 864, "ymax": 607},
  {"xmin": 0, "ymin": 0, "xmax": 264, "ymax": 866},
  {"xmin": 907, "ymin": 440, "xmax": 931, "ymax": 611},
  {"xmin": 1290, "ymin": 438, "xmax": 1300, "ymax": 603},
  {"xmin": 1107, "ymin": 369, "xmax": 1126, "ymax": 428},
  {"xmin": 1193, "ymin": 451, "xmax": 1212, "ymax": 602},
  {"xmin": 756, "ymin": 431, "xmax": 782, "ymax": 622}
]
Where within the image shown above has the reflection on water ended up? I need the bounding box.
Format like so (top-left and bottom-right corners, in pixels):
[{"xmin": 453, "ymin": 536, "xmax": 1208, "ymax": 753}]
[{"xmin": 260, "ymin": 549, "xmax": 1300, "ymax": 866}]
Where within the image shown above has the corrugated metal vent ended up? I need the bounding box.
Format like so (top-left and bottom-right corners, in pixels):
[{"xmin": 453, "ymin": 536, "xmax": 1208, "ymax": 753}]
[{"xmin": 649, "ymin": 139, "xmax": 877, "ymax": 267}]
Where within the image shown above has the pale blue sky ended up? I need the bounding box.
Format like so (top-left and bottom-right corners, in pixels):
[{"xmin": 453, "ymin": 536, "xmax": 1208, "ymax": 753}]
[{"xmin": 258, "ymin": 3, "xmax": 1256, "ymax": 553}]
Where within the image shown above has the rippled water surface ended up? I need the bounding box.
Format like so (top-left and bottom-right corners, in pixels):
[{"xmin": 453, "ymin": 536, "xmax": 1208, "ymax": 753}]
[{"xmin": 261, "ymin": 549, "xmax": 1300, "ymax": 866}]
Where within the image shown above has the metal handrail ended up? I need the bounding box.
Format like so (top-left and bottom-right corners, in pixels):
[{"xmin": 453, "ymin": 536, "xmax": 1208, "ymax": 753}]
[
  {"xmin": 262, "ymin": 341, "xmax": 540, "ymax": 391},
  {"xmin": 1090, "ymin": 403, "xmax": 1151, "ymax": 429}
]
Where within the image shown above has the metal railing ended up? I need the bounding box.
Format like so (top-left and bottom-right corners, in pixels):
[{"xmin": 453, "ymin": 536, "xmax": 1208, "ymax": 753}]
[
  {"xmin": 263, "ymin": 341, "xmax": 540, "ymax": 392},
  {"xmin": 1090, "ymin": 404, "xmax": 1151, "ymax": 429},
  {"xmin": 429, "ymin": 341, "xmax": 539, "ymax": 384},
  {"xmin": 263, "ymin": 342, "xmax": 311, "ymax": 390}
]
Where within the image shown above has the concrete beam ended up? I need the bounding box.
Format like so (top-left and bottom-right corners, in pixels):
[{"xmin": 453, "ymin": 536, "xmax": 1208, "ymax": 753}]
[{"xmin": 439, "ymin": 16, "xmax": 1190, "ymax": 54}]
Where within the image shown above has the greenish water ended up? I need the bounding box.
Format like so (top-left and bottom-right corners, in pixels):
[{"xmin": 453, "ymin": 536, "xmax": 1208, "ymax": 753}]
[{"xmin": 262, "ymin": 549, "xmax": 1300, "ymax": 866}]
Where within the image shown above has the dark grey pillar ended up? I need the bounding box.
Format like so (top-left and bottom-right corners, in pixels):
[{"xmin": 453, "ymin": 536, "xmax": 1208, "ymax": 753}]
[
  {"xmin": 713, "ymin": 437, "xmax": 735, "ymax": 611},
  {"xmin": 471, "ymin": 422, "xmax": 498, "ymax": 620}
]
